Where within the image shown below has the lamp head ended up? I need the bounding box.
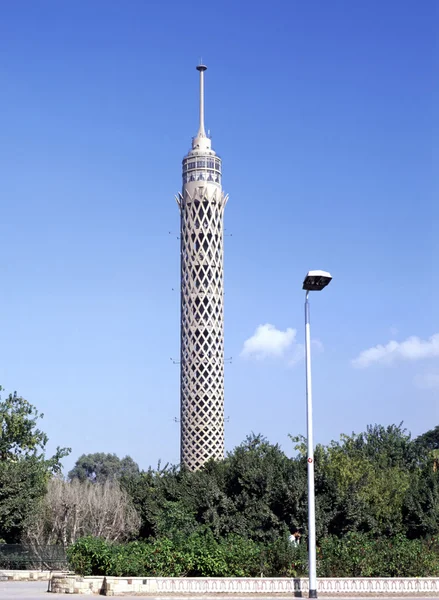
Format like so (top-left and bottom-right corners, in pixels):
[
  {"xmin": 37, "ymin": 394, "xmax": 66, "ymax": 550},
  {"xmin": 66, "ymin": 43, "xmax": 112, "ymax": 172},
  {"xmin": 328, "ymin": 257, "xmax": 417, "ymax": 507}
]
[{"xmin": 303, "ymin": 270, "xmax": 332, "ymax": 291}]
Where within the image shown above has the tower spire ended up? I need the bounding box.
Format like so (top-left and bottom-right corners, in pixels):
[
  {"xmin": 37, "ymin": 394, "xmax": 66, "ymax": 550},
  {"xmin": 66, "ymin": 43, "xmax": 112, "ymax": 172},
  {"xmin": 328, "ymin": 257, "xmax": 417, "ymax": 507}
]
[{"xmin": 196, "ymin": 64, "xmax": 207, "ymax": 139}]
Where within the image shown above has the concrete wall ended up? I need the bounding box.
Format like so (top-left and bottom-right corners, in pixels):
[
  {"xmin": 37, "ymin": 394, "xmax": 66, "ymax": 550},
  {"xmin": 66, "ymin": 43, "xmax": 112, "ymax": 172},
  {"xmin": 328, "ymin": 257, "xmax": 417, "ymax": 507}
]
[
  {"xmin": 49, "ymin": 574, "xmax": 439, "ymax": 596},
  {"xmin": 0, "ymin": 569, "xmax": 55, "ymax": 582}
]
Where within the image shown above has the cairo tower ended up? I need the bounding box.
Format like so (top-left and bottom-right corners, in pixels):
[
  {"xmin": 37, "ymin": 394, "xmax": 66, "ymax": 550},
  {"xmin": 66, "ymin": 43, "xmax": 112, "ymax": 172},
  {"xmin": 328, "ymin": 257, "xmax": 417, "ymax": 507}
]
[{"xmin": 175, "ymin": 65, "xmax": 228, "ymax": 471}]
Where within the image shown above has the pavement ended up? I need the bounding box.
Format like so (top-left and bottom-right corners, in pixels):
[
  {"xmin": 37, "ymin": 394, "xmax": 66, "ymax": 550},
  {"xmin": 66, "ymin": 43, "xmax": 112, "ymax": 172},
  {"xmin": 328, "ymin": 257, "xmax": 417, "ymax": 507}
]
[{"xmin": 0, "ymin": 581, "xmax": 437, "ymax": 600}]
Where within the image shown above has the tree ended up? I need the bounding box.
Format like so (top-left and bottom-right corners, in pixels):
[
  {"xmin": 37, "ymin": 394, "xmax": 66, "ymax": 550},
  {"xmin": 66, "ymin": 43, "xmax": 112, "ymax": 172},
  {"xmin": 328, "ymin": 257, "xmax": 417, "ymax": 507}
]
[
  {"xmin": 121, "ymin": 436, "xmax": 308, "ymax": 544},
  {"xmin": 415, "ymin": 425, "xmax": 439, "ymax": 452},
  {"xmin": 1, "ymin": 389, "xmax": 47, "ymax": 461},
  {"xmin": 220, "ymin": 434, "xmax": 306, "ymax": 542},
  {"xmin": 0, "ymin": 387, "xmax": 70, "ymax": 542},
  {"xmin": 0, "ymin": 458, "xmax": 48, "ymax": 542},
  {"xmin": 403, "ymin": 463, "xmax": 439, "ymax": 539},
  {"xmin": 319, "ymin": 424, "xmax": 416, "ymax": 537},
  {"xmin": 69, "ymin": 453, "xmax": 139, "ymax": 483},
  {"xmin": 118, "ymin": 423, "xmax": 439, "ymax": 547},
  {"xmin": 23, "ymin": 477, "xmax": 141, "ymax": 552}
]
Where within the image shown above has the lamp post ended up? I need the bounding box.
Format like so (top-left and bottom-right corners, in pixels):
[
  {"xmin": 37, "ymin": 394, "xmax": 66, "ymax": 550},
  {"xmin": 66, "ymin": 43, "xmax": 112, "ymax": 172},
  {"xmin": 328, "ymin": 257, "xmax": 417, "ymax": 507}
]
[{"xmin": 302, "ymin": 270, "xmax": 332, "ymax": 599}]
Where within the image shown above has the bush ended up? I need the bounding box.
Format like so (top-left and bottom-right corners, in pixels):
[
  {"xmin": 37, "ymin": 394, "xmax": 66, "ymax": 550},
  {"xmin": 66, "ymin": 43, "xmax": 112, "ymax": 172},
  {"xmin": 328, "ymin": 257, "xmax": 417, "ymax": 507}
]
[
  {"xmin": 67, "ymin": 537, "xmax": 114, "ymax": 576},
  {"xmin": 67, "ymin": 532, "xmax": 299, "ymax": 577},
  {"xmin": 318, "ymin": 532, "xmax": 439, "ymax": 577},
  {"xmin": 67, "ymin": 532, "xmax": 439, "ymax": 578},
  {"xmin": 263, "ymin": 536, "xmax": 309, "ymax": 577},
  {"xmin": 67, "ymin": 537, "xmax": 189, "ymax": 577}
]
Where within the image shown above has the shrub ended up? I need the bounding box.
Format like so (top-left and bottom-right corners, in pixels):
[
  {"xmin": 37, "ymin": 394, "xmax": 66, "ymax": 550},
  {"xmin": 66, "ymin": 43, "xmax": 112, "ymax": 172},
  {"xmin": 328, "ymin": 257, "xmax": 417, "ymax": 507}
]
[
  {"xmin": 318, "ymin": 532, "xmax": 439, "ymax": 577},
  {"xmin": 67, "ymin": 537, "xmax": 114, "ymax": 576},
  {"xmin": 67, "ymin": 532, "xmax": 439, "ymax": 578}
]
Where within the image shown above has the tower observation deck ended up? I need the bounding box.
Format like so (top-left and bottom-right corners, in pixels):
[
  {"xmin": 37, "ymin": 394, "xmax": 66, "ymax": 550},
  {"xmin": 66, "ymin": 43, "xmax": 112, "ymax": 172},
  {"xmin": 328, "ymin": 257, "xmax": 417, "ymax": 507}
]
[{"xmin": 176, "ymin": 65, "xmax": 228, "ymax": 471}]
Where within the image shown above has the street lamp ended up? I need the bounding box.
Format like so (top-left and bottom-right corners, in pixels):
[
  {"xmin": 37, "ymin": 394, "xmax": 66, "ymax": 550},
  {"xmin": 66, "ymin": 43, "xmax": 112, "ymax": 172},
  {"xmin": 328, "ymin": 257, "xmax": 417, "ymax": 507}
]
[{"xmin": 302, "ymin": 270, "xmax": 332, "ymax": 599}]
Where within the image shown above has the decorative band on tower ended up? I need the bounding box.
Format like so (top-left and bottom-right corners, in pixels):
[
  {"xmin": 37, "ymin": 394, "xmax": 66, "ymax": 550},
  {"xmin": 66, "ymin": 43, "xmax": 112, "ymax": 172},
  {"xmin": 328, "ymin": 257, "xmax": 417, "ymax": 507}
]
[{"xmin": 175, "ymin": 65, "xmax": 228, "ymax": 471}]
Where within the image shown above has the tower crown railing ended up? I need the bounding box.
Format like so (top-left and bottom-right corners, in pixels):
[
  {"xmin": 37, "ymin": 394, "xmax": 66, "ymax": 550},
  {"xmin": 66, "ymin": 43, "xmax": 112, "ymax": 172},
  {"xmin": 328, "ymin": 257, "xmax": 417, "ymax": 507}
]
[{"xmin": 192, "ymin": 132, "xmax": 212, "ymax": 144}]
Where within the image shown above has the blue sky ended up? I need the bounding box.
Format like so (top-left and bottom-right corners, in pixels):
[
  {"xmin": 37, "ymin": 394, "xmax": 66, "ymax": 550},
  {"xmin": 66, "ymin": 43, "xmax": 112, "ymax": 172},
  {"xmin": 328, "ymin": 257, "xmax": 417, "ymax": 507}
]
[{"xmin": 0, "ymin": 0, "xmax": 436, "ymax": 473}]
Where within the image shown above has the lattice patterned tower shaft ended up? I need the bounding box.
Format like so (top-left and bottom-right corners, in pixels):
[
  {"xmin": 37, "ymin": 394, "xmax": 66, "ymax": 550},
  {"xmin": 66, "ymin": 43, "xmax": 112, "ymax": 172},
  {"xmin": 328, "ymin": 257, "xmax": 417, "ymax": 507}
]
[{"xmin": 175, "ymin": 65, "xmax": 228, "ymax": 471}]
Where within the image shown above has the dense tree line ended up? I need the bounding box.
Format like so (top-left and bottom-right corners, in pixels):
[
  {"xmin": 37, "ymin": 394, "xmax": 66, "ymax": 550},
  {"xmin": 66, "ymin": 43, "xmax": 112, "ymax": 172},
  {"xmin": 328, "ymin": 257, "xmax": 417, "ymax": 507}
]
[
  {"xmin": 112, "ymin": 425, "xmax": 439, "ymax": 544},
  {"xmin": 1, "ymin": 385, "xmax": 438, "ymax": 575},
  {"xmin": 65, "ymin": 426, "xmax": 439, "ymax": 577}
]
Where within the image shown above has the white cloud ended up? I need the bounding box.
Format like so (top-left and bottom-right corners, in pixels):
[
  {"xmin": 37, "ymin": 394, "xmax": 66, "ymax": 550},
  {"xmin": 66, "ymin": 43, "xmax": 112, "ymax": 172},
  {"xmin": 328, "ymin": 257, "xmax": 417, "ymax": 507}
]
[
  {"xmin": 414, "ymin": 372, "xmax": 439, "ymax": 390},
  {"xmin": 241, "ymin": 324, "xmax": 297, "ymax": 360},
  {"xmin": 240, "ymin": 323, "xmax": 323, "ymax": 365},
  {"xmin": 352, "ymin": 333, "xmax": 439, "ymax": 369}
]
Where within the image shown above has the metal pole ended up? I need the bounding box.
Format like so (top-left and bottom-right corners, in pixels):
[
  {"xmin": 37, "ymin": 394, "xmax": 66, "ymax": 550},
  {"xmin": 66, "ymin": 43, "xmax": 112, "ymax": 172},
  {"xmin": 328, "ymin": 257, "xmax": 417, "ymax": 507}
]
[{"xmin": 305, "ymin": 291, "xmax": 317, "ymax": 599}]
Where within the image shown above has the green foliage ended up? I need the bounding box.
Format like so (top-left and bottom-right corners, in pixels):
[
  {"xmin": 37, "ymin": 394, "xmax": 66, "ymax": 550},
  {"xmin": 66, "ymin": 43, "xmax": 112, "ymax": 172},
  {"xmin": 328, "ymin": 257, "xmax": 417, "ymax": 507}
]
[
  {"xmin": 261, "ymin": 535, "xmax": 308, "ymax": 577},
  {"xmin": 415, "ymin": 425, "xmax": 439, "ymax": 452},
  {"xmin": 119, "ymin": 434, "xmax": 307, "ymax": 545},
  {"xmin": 2, "ymin": 382, "xmax": 439, "ymax": 578},
  {"xmin": 68, "ymin": 531, "xmax": 439, "ymax": 578},
  {"xmin": 0, "ymin": 458, "xmax": 48, "ymax": 542},
  {"xmin": 0, "ymin": 389, "xmax": 47, "ymax": 461},
  {"xmin": 0, "ymin": 387, "xmax": 70, "ymax": 542},
  {"xmin": 67, "ymin": 537, "xmax": 114, "ymax": 576},
  {"xmin": 115, "ymin": 424, "xmax": 439, "ymax": 561},
  {"xmin": 403, "ymin": 463, "xmax": 439, "ymax": 539},
  {"xmin": 67, "ymin": 532, "xmax": 299, "ymax": 577},
  {"xmin": 68, "ymin": 453, "xmax": 139, "ymax": 484},
  {"xmin": 220, "ymin": 434, "xmax": 306, "ymax": 542},
  {"xmin": 317, "ymin": 424, "xmax": 416, "ymax": 537},
  {"xmin": 318, "ymin": 532, "xmax": 439, "ymax": 577}
]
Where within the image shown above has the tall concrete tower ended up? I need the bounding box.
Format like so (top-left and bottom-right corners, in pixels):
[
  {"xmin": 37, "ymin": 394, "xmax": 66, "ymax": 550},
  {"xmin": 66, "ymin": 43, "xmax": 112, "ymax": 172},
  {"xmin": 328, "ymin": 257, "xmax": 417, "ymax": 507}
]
[{"xmin": 176, "ymin": 65, "xmax": 228, "ymax": 471}]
